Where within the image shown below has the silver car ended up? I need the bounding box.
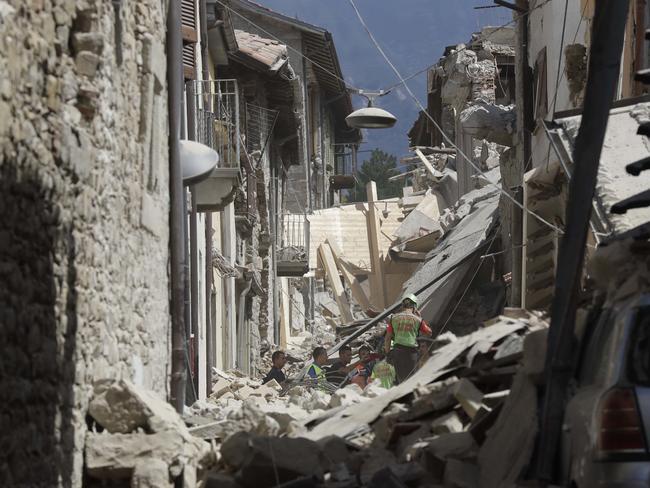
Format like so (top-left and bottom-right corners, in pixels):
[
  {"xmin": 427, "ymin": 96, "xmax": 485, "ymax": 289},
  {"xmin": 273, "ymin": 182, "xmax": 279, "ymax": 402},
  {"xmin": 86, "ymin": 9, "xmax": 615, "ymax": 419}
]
[{"xmin": 561, "ymin": 294, "xmax": 650, "ymax": 487}]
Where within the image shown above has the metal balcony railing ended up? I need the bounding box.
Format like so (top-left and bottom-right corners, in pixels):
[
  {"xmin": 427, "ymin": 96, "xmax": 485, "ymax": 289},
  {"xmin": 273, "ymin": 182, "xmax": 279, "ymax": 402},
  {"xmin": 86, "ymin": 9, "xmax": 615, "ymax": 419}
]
[
  {"xmin": 186, "ymin": 79, "xmax": 240, "ymax": 168},
  {"xmin": 277, "ymin": 213, "xmax": 309, "ymax": 277}
]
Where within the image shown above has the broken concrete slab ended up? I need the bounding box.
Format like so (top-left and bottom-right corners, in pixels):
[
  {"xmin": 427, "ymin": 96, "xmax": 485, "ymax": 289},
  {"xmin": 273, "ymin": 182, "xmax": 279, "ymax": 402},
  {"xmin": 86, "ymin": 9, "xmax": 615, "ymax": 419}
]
[
  {"xmin": 431, "ymin": 411, "xmax": 464, "ymax": 435},
  {"xmin": 85, "ymin": 430, "xmax": 210, "ymax": 479},
  {"xmin": 425, "ymin": 432, "xmax": 478, "ymax": 460},
  {"xmin": 478, "ymin": 372, "xmax": 538, "ymax": 488},
  {"xmin": 452, "ymin": 379, "xmax": 484, "ymax": 418},
  {"xmin": 393, "ymin": 192, "xmax": 442, "ymax": 243},
  {"xmin": 211, "ymin": 377, "xmax": 232, "ymax": 399},
  {"xmin": 221, "ymin": 432, "xmax": 324, "ymax": 488},
  {"xmin": 88, "ymin": 379, "xmax": 186, "ymax": 434},
  {"xmin": 131, "ymin": 458, "xmax": 173, "ymax": 488}
]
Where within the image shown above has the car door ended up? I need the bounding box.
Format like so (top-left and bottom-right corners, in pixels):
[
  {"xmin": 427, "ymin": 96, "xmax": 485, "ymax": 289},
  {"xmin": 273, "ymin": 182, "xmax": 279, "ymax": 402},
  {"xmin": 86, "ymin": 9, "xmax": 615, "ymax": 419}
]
[{"xmin": 561, "ymin": 307, "xmax": 619, "ymax": 486}]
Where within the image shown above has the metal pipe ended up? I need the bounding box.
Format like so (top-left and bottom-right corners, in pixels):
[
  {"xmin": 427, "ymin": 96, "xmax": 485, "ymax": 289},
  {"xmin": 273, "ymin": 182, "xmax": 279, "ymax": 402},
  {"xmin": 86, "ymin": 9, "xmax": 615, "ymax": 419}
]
[
  {"xmin": 199, "ymin": 0, "xmax": 213, "ymax": 397},
  {"xmin": 189, "ymin": 191, "xmax": 199, "ymax": 397},
  {"xmin": 271, "ymin": 164, "xmax": 280, "ymax": 344},
  {"xmin": 205, "ymin": 213, "xmax": 213, "ymax": 395},
  {"xmin": 167, "ymin": 0, "xmax": 186, "ymax": 412}
]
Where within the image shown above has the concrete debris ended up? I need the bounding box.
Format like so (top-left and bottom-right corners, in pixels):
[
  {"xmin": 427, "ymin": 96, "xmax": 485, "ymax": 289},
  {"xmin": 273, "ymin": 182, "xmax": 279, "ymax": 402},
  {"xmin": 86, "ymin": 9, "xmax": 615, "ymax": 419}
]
[
  {"xmin": 84, "ymin": 380, "xmax": 213, "ymax": 487},
  {"xmin": 194, "ymin": 311, "xmax": 549, "ymax": 488},
  {"xmin": 221, "ymin": 431, "xmax": 324, "ymax": 487},
  {"xmin": 89, "ymin": 378, "xmax": 187, "ymax": 434}
]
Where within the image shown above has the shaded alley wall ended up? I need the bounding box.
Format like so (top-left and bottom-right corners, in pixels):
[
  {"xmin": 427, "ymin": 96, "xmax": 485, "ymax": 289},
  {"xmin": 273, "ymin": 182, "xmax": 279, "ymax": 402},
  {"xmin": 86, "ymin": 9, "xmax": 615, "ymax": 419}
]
[{"xmin": 0, "ymin": 0, "xmax": 170, "ymax": 486}]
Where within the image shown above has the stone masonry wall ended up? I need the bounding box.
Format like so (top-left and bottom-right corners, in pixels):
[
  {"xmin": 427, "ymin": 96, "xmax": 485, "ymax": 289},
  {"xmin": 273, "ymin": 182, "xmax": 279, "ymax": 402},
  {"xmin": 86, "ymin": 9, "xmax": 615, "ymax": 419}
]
[{"xmin": 0, "ymin": 1, "xmax": 170, "ymax": 486}]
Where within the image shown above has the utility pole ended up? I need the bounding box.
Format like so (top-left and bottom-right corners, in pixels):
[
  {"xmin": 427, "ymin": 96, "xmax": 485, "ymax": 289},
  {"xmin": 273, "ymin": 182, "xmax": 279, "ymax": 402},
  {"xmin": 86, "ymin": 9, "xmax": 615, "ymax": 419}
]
[
  {"xmin": 534, "ymin": 0, "xmax": 630, "ymax": 482},
  {"xmin": 511, "ymin": 0, "xmax": 532, "ymax": 308}
]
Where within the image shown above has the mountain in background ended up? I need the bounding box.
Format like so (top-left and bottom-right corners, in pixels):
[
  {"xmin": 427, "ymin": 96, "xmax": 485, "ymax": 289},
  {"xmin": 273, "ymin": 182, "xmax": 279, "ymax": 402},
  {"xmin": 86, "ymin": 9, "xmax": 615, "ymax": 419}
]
[{"xmin": 254, "ymin": 0, "xmax": 512, "ymax": 160}]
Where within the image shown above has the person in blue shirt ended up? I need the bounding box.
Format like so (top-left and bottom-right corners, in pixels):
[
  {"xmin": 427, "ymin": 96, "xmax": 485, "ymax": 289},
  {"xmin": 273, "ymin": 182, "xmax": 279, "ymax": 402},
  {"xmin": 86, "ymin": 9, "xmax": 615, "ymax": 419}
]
[{"xmin": 263, "ymin": 350, "xmax": 287, "ymax": 385}]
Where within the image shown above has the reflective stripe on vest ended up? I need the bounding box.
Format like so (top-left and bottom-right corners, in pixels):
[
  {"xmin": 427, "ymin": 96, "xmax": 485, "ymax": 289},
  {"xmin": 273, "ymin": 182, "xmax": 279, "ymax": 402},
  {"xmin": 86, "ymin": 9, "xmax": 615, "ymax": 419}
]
[
  {"xmin": 390, "ymin": 312, "xmax": 421, "ymax": 348},
  {"xmin": 310, "ymin": 364, "xmax": 326, "ymax": 384}
]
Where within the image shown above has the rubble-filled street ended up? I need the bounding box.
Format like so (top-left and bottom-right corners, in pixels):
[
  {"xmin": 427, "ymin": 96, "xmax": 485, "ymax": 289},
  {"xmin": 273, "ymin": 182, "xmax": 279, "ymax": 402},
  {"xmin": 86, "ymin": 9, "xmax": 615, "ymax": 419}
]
[{"xmin": 2, "ymin": 0, "xmax": 650, "ymax": 487}]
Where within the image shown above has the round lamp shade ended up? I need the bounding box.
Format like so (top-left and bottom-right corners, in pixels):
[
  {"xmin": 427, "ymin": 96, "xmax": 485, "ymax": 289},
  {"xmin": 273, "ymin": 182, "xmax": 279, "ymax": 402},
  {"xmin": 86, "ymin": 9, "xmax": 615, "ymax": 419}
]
[
  {"xmin": 180, "ymin": 140, "xmax": 220, "ymax": 186},
  {"xmin": 345, "ymin": 106, "xmax": 397, "ymax": 129}
]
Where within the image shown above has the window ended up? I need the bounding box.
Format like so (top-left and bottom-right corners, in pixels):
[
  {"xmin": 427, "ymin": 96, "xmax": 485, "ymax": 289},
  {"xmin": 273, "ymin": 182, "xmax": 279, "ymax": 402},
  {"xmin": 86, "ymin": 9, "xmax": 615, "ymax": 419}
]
[{"xmin": 181, "ymin": 0, "xmax": 198, "ymax": 80}]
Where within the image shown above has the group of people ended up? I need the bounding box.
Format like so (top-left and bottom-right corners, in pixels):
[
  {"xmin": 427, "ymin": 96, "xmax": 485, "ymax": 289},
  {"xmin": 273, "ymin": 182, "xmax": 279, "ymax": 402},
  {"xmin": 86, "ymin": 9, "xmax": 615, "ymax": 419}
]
[{"xmin": 263, "ymin": 293, "xmax": 434, "ymax": 390}]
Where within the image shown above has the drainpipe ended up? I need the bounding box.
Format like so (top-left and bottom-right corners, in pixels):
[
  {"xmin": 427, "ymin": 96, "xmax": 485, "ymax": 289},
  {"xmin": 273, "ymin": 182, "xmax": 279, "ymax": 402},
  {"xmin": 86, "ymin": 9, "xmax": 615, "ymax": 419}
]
[
  {"xmin": 189, "ymin": 192, "xmax": 199, "ymax": 398},
  {"xmin": 270, "ymin": 162, "xmax": 280, "ymax": 345},
  {"xmin": 199, "ymin": 0, "xmax": 213, "ymax": 395},
  {"xmin": 167, "ymin": 0, "xmax": 186, "ymax": 413},
  {"xmin": 511, "ymin": 0, "xmax": 532, "ymax": 308}
]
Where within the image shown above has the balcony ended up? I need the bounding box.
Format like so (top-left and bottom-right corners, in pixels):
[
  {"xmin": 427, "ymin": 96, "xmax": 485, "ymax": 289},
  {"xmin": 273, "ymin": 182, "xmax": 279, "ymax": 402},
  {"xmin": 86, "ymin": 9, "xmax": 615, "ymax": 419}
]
[
  {"xmin": 187, "ymin": 79, "xmax": 241, "ymax": 212},
  {"xmin": 277, "ymin": 213, "xmax": 309, "ymax": 277}
]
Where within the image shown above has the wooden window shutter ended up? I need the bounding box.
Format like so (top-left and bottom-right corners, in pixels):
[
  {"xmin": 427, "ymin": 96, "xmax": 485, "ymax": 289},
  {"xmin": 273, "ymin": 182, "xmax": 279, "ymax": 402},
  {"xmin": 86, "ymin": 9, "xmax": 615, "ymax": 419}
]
[
  {"xmin": 181, "ymin": 0, "xmax": 198, "ymax": 79},
  {"xmin": 534, "ymin": 47, "xmax": 548, "ymax": 120}
]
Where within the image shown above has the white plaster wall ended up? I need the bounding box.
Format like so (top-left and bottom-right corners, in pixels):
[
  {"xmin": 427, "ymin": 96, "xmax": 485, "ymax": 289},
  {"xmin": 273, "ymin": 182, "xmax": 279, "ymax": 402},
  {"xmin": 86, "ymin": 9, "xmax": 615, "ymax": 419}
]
[{"xmin": 528, "ymin": 0, "xmax": 590, "ymax": 116}]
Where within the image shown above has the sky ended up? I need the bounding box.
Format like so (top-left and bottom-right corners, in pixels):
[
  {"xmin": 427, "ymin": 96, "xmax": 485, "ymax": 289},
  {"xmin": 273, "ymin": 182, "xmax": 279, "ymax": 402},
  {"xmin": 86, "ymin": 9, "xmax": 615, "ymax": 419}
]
[{"xmin": 253, "ymin": 0, "xmax": 512, "ymax": 161}]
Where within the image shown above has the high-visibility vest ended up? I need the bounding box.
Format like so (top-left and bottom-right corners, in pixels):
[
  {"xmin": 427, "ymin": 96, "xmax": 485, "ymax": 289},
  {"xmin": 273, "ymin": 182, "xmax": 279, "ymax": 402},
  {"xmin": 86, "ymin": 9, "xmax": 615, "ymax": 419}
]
[
  {"xmin": 308, "ymin": 364, "xmax": 326, "ymax": 385},
  {"xmin": 390, "ymin": 311, "xmax": 422, "ymax": 348},
  {"xmin": 371, "ymin": 360, "xmax": 396, "ymax": 389}
]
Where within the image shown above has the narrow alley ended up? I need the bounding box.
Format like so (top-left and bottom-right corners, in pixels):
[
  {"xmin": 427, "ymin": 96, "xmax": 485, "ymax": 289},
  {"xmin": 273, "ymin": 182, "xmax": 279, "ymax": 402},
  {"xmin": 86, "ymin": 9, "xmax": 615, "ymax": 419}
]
[{"xmin": 1, "ymin": 0, "xmax": 650, "ymax": 487}]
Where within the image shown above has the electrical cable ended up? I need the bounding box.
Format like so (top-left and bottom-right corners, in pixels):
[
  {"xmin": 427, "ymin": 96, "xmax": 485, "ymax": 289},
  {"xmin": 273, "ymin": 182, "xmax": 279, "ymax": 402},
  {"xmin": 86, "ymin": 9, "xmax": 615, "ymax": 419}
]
[
  {"xmin": 380, "ymin": 0, "xmax": 557, "ymax": 93},
  {"xmin": 218, "ymin": 0, "xmax": 555, "ymax": 100},
  {"xmin": 216, "ymin": 0, "xmax": 361, "ymax": 92},
  {"xmin": 347, "ymin": 0, "xmax": 565, "ymax": 236}
]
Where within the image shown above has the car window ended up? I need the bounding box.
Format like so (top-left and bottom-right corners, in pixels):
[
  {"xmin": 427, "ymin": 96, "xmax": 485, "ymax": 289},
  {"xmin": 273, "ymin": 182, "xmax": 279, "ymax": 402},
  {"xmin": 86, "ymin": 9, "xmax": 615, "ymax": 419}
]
[
  {"xmin": 628, "ymin": 307, "xmax": 650, "ymax": 385},
  {"xmin": 578, "ymin": 308, "xmax": 616, "ymax": 386}
]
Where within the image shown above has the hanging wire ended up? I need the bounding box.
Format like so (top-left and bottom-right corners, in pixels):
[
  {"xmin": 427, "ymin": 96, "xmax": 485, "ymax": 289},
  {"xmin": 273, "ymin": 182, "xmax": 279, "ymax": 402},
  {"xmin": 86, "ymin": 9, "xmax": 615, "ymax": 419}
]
[
  {"xmin": 217, "ymin": 0, "xmax": 556, "ymax": 98},
  {"xmin": 347, "ymin": 0, "xmax": 565, "ymax": 236},
  {"xmin": 245, "ymin": 102, "xmax": 279, "ymax": 166},
  {"xmin": 216, "ymin": 0, "xmax": 361, "ymax": 92},
  {"xmin": 380, "ymin": 0, "xmax": 557, "ymax": 93}
]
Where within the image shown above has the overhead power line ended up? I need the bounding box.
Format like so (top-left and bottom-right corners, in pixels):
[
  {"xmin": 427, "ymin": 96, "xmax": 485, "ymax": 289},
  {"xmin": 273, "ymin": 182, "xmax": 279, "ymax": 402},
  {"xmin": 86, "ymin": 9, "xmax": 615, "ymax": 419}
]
[{"xmin": 347, "ymin": 0, "xmax": 564, "ymax": 236}]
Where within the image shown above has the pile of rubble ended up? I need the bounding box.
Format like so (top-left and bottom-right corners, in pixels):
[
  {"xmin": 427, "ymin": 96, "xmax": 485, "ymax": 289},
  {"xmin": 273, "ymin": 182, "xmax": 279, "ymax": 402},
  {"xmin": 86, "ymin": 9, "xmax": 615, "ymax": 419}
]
[
  {"xmin": 81, "ymin": 311, "xmax": 548, "ymax": 487},
  {"xmin": 186, "ymin": 366, "xmax": 388, "ymax": 444},
  {"xmin": 83, "ymin": 379, "xmax": 214, "ymax": 487},
  {"xmin": 197, "ymin": 310, "xmax": 548, "ymax": 488}
]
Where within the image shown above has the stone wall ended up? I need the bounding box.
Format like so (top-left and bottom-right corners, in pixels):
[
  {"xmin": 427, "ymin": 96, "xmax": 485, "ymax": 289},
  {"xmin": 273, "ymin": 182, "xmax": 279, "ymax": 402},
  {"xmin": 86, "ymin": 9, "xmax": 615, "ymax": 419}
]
[{"xmin": 0, "ymin": 1, "xmax": 170, "ymax": 486}]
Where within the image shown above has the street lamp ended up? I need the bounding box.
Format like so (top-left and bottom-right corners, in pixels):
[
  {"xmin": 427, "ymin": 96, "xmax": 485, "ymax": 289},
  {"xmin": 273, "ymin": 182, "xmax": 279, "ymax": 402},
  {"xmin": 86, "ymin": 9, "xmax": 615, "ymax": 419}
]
[
  {"xmin": 345, "ymin": 89, "xmax": 397, "ymax": 129},
  {"xmin": 180, "ymin": 139, "xmax": 220, "ymax": 186}
]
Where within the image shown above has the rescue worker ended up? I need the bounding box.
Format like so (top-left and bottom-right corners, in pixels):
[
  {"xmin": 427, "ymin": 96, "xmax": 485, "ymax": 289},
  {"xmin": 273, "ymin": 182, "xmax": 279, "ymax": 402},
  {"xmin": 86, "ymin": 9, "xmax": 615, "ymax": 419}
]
[
  {"xmin": 370, "ymin": 357, "xmax": 396, "ymax": 389},
  {"xmin": 307, "ymin": 346, "xmax": 328, "ymax": 387},
  {"xmin": 384, "ymin": 294, "xmax": 432, "ymax": 383}
]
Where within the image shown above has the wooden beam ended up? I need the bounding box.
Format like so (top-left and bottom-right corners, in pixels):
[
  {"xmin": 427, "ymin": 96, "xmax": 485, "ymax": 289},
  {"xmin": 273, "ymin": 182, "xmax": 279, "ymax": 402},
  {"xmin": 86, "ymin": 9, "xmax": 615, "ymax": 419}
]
[
  {"xmin": 366, "ymin": 182, "xmax": 386, "ymax": 309},
  {"xmin": 318, "ymin": 243, "xmax": 354, "ymax": 323},
  {"xmin": 414, "ymin": 148, "xmax": 444, "ymax": 179},
  {"xmin": 327, "ymin": 239, "xmax": 373, "ymax": 312}
]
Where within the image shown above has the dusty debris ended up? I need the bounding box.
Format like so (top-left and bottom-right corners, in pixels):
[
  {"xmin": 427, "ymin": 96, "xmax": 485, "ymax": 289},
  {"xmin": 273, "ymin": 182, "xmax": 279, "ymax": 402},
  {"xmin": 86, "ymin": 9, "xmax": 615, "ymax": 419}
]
[
  {"xmin": 84, "ymin": 379, "xmax": 213, "ymax": 487},
  {"xmin": 191, "ymin": 311, "xmax": 549, "ymax": 488}
]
